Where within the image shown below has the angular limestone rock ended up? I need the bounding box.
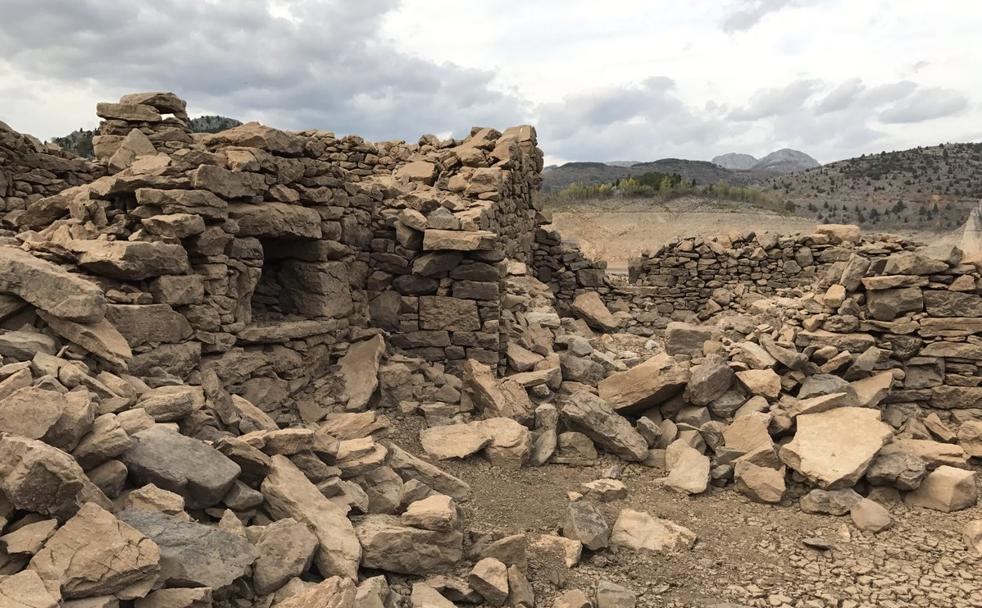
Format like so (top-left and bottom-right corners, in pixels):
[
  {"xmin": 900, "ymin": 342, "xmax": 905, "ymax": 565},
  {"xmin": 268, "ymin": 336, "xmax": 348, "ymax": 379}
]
[
  {"xmin": 598, "ymin": 353, "xmax": 689, "ymax": 415},
  {"xmin": 253, "ymin": 518, "xmax": 319, "ymax": 595},
  {"xmin": 610, "ymin": 509, "xmax": 696, "ymax": 553},
  {"xmin": 117, "ymin": 508, "xmax": 257, "ymax": 590},
  {"xmin": 905, "ymin": 466, "xmax": 977, "ymax": 512},
  {"xmin": 72, "ymin": 240, "xmax": 190, "ymax": 281},
  {"xmin": 339, "ymin": 334, "xmax": 385, "ymax": 411},
  {"xmin": 0, "ymin": 246, "xmax": 105, "ymax": 322},
  {"xmin": 778, "ymin": 408, "xmax": 893, "ymax": 489},
  {"xmin": 562, "ymin": 391, "xmax": 648, "ymax": 461},
  {"xmin": 571, "ymin": 292, "xmax": 619, "ymax": 332},
  {"xmin": 261, "ymin": 455, "xmax": 361, "ymax": 579},
  {"xmin": 122, "ymin": 426, "xmax": 240, "ymax": 508},
  {"xmin": 355, "ymin": 515, "xmax": 463, "ymax": 574},
  {"xmin": 38, "ymin": 312, "xmax": 132, "ymax": 369},
  {"xmin": 0, "ymin": 435, "xmax": 110, "ymax": 521},
  {"xmin": 29, "ymin": 503, "xmax": 160, "ymax": 600}
]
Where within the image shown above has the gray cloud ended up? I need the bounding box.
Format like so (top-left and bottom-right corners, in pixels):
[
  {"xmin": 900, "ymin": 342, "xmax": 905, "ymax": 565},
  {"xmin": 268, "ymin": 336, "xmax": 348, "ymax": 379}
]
[
  {"xmin": 879, "ymin": 87, "xmax": 968, "ymax": 123},
  {"xmin": 536, "ymin": 78, "xmax": 740, "ymax": 161},
  {"xmin": 722, "ymin": 0, "xmax": 816, "ymax": 32},
  {"xmin": 0, "ymin": 0, "xmax": 530, "ymax": 141},
  {"xmin": 728, "ymin": 79, "xmax": 821, "ymax": 121}
]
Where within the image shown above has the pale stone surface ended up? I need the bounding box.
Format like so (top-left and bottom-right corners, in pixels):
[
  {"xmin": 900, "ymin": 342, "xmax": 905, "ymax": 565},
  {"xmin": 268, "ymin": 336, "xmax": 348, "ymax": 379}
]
[
  {"xmin": 468, "ymin": 557, "xmax": 509, "ymax": 606},
  {"xmin": 29, "ymin": 503, "xmax": 160, "ymax": 600},
  {"xmin": 355, "ymin": 515, "xmax": 463, "ymax": 574},
  {"xmin": 610, "ymin": 509, "xmax": 697, "ymax": 553},
  {"xmin": 276, "ymin": 576, "xmax": 357, "ymax": 608},
  {"xmin": 779, "ymin": 408, "xmax": 892, "ymax": 489},
  {"xmin": 0, "ymin": 570, "xmax": 60, "ymax": 608},
  {"xmin": 0, "ymin": 246, "xmax": 105, "ymax": 322},
  {"xmin": 402, "ymin": 495, "xmax": 459, "ymax": 531},
  {"xmin": 598, "ymin": 353, "xmax": 689, "ymax": 415},
  {"xmin": 261, "ymin": 455, "xmax": 361, "ymax": 579},
  {"xmin": 734, "ymin": 461, "xmax": 785, "ymax": 503},
  {"xmin": 253, "ymin": 518, "xmax": 319, "ymax": 595},
  {"xmin": 905, "ymin": 466, "xmax": 977, "ymax": 512}
]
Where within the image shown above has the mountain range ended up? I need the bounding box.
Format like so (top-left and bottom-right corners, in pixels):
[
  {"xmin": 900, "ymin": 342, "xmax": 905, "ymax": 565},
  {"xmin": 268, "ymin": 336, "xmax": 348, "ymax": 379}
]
[{"xmin": 542, "ymin": 147, "xmax": 818, "ymax": 193}]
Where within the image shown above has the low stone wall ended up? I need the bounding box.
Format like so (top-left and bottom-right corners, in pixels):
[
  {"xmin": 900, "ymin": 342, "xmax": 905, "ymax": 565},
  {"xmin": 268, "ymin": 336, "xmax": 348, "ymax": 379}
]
[
  {"xmin": 0, "ymin": 120, "xmax": 103, "ymax": 216},
  {"xmin": 624, "ymin": 226, "xmax": 920, "ymax": 318},
  {"xmin": 797, "ymin": 246, "xmax": 982, "ymax": 418}
]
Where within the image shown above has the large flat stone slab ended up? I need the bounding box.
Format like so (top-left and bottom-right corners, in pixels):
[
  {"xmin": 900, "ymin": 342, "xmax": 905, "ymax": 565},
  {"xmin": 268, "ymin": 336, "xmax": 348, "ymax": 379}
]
[
  {"xmin": 0, "ymin": 246, "xmax": 105, "ymax": 322},
  {"xmin": 779, "ymin": 407, "xmax": 893, "ymax": 489}
]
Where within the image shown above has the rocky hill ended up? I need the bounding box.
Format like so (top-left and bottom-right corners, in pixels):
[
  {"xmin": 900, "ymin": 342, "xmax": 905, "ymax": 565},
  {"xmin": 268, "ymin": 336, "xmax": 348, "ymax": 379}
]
[
  {"xmin": 712, "ymin": 152, "xmax": 758, "ymax": 170},
  {"xmin": 752, "ymin": 148, "xmax": 820, "ymax": 173},
  {"xmin": 766, "ymin": 142, "xmax": 982, "ymax": 231},
  {"xmin": 542, "ymin": 157, "xmax": 762, "ymax": 192}
]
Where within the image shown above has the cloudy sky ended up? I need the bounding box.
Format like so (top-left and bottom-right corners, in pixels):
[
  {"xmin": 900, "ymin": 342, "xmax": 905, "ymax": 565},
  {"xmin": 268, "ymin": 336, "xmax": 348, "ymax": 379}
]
[{"xmin": 1, "ymin": 0, "xmax": 979, "ymax": 164}]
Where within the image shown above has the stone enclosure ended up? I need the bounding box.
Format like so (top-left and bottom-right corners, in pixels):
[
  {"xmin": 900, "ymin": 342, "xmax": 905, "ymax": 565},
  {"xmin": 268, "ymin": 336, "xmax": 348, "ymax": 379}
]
[{"xmin": 1, "ymin": 92, "xmax": 981, "ymax": 608}]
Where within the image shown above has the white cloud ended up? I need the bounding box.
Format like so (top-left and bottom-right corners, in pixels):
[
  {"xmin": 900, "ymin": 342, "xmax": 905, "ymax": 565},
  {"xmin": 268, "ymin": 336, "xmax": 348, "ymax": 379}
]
[{"xmin": 0, "ymin": 0, "xmax": 978, "ymax": 165}]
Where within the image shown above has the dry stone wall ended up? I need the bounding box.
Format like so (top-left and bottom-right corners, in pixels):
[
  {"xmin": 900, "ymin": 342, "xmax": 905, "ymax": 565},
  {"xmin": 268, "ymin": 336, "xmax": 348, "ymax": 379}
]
[
  {"xmin": 0, "ymin": 92, "xmax": 546, "ymax": 413},
  {"xmin": 0, "ymin": 121, "xmax": 103, "ymax": 216}
]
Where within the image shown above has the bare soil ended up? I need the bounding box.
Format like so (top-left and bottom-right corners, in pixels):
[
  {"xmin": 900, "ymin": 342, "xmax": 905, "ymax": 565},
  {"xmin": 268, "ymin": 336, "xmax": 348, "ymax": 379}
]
[{"xmin": 388, "ymin": 414, "xmax": 982, "ymax": 608}]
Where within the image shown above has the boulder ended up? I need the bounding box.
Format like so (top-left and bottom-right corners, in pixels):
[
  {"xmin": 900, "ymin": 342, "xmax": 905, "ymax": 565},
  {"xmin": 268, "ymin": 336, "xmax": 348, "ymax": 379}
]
[
  {"xmin": 799, "ymin": 488, "xmax": 862, "ymax": 515},
  {"xmin": 273, "ymin": 575, "xmax": 356, "ymax": 608},
  {"xmin": 563, "ymin": 500, "xmax": 609, "ymax": 551},
  {"xmin": 29, "ymin": 503, "xmax": 159, "ymax": 600},
  {"xmin": 118, "ymin": 508, "xmax": 256, "ymax": 589},
  {"xmin": 665, "ymin": 322, "xmax": 713, "ymax": 356},
  {"xmin": 596, "ymin": 580, "xmax": 636, "ymax": 608},
  {"xmin": 402, "ymin": 495, "xmax": 459, "ymax": 531},
  {"xmin": 571, "ymin": 292, "xmax": 619, "ymax": 332},
  {"xmin": 562, "ymin": 391, "xmax": 648, "ymax": 461},
  {"xmin": 422, "ymin": 229, "xmax": 496, "ymax": 251},
  {"xmin": 778, "ymin": 408, "xmax": 893, "ymax": 489},
  {"xmin": 468, "ymin": 558, "xmax": 509, "ymax": 606},
  {"xmin": 610, "ymin": 509, "xmax": 696, "ymax": 553},
  {"xmin": 0, "ymin": 246, "xmax": 105, "ymax": 322},
  {"xmin": 72, "ymin": 240, "xmax": 190, "ymax": 280},
  {"xmin": 355, "ymin": 515, "xmax": 463, "ymax": 574},
  {"xmin": 665, "ymin": 445, "xmax": 710, "ymax": 495},
  {"xmin": 339, "ymin": 334, "xmax": 385, "ymax": 411},
  {"xmin": 850, "ymin": 498, "xmax": 892, "ymax": 533},
  {"xmin": 253, "ymin": 518, "xmax": 319, "ymax": 595},
  {"xmin": 0, "ymin": 570, "xmax": 59, "ymax": 608},
  {"xmin": 461, "ymin": 359, "xmax": 533, "ymax": 423},
  {"xmin": 37, "ymin": 313, "xmax": 132, "ymax": 369},
  {"xmin": 597, "ymin": 353, "xmax": 689, "ymax": 415},
  {"xmin": 122, "ymin": 426, "xmax": 240, "ymax": 508},
  {"xmin": 105, "ymin": 304, "xmax": 193, "ymax": 348},
  {"xmin": 386, "ymin": 443, "xmax": 470, "ymax": 501},
  {"xmin": 734, "ymin": 461, "xmax": 785, "ymax": 503},
  {"xmin": 964, "ymin": 520, "xmax": 982, "ymax": 554},
  {"xmin": 229, "ymin": 202, "xmax": 322, "ymax": 239},
  {"xmin": 866, "ymin": 451, "xmax": 926, "ymax": 491},
  {"xmin": 261, "ymin": 454, "xmax": 362, "ymax": 579},
  {"xmin": 0, "ymin": 435, "xmax": 110, "ymax": 521},
  {"xmin": 866, "ymin": 287, "xmax": 923, "ymax": 321},
  {"xmin": 735, "ymin": 369, "xmax": 781, "ymax": 399},
  {"xmin": 958, "ymin": 421, "xmax": 982, "ymax": 457},
  {"xmin": 904, "ymin": 466, "xmax": 977, "ymax": 512},
  {"xmin": 683, "ymin": 357, "xmax": 733, "ymax": 406}
]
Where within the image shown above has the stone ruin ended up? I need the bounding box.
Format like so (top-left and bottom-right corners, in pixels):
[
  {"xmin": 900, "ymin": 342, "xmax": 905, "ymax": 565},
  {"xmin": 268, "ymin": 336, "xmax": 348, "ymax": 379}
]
[{"xmin": 0, "ymin": 92, "xmax": 979, "ymax": 608}]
